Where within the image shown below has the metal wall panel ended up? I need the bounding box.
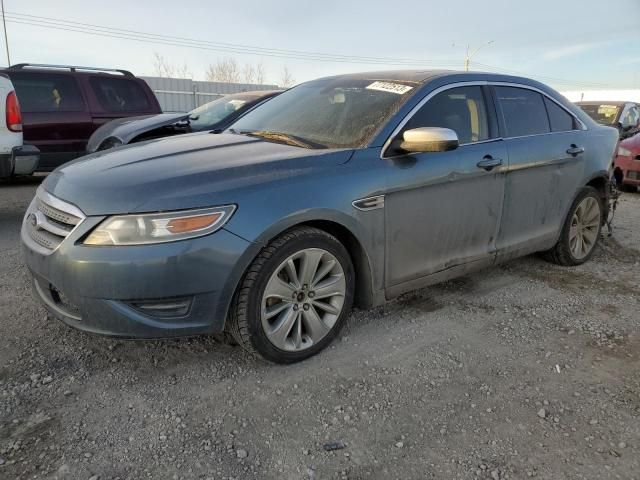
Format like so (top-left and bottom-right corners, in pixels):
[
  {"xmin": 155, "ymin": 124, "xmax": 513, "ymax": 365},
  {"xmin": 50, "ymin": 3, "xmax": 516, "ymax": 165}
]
[{"xmin": 141, "ymin": 76, "xmax": 279, "ymax": 112}]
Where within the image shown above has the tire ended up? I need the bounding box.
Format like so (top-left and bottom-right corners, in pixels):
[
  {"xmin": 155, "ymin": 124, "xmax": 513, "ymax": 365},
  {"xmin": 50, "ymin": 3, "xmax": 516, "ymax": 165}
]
[
  {"xmin": 211, "ymin": 332, "xmax": 238, "ymax": 346},
  {"xmin": 543, "ymin": 186, "xmax": 603, "ymax": 266},
  {"xmin": 227, "ymin": 227, "xmax": 355, "ymax": 363}
]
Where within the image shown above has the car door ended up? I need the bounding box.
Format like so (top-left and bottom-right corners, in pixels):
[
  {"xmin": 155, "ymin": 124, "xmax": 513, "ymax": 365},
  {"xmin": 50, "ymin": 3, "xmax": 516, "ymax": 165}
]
[
  {"xmin": 383, "ymin": 85, "xmax": 507, "ymax": 291},
  {"xmin": 8, "ymin": 72, "xmax": 93, "ymax": 170},
  {"xmin": 493, "ymin": 85, "xmax": 588, "ymax": 260}
]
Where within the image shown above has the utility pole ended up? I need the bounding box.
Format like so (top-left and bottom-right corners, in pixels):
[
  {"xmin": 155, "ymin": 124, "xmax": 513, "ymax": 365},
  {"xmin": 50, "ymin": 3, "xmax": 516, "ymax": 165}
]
[
  {"xmin": 464, "ymin": 41, "xmax": 494, "ymax": 71},
  {"xmin": 1, "ymin": 0, "xmax": 9, "ymax": 66}
]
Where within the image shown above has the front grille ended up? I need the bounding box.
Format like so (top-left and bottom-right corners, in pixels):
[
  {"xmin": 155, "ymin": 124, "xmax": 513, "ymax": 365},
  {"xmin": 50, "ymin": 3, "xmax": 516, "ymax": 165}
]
[{"xmin": 24, "ymin": 189, "xmax": 85, "ymax": 253}]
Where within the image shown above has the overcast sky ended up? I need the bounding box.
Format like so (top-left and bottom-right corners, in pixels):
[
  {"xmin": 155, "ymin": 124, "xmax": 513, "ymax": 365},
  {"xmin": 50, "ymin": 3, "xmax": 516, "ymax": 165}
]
[{"xmin": 3, "ymin": 0, "xmax": 640, "ymax": 91}]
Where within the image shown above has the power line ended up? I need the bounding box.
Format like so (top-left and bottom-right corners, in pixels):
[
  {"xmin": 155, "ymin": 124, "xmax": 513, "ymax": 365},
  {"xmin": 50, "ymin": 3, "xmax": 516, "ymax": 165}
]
[
  {"xmin": 5, "ymin": 10, "xmax": 618, "ymax": 89},
  {"xmin": 4, "ymin": 11, "xmax": 459, "ymax": 67}
]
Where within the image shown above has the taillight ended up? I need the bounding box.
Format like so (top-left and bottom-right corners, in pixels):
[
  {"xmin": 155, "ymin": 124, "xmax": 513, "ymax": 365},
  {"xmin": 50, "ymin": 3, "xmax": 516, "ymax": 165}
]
[{"xmin": 6, "ymin": 91, "xmax": 22, "ymax": 132}]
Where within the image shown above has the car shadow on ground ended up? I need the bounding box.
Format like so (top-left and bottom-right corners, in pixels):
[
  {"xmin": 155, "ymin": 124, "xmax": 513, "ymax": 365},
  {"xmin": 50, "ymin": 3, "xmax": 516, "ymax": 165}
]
[{"xmin": 0, "ymin": 174, "xmax": 46, "ymax": 187}]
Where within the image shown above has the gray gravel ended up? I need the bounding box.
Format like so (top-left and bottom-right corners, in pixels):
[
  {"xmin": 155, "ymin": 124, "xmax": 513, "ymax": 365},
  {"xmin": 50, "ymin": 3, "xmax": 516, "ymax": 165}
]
[{"xmin": 1, "ymin": 177, "xmax": 639, "ymax": 480}]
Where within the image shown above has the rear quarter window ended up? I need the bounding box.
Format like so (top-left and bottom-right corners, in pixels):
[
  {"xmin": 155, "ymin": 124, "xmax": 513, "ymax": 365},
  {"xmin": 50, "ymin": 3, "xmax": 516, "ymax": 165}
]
[
  {"xmin": 544, "ymin": 97, "xmax": 577, "ymax": 132},
  {"xmin": 9, "ymin": 73, "xmax": 85, "ymax": 112},
  {"xmin": 496, "ymin": 86, "xmax": 550, "ymax": 137},
  {"xmin": 90, "ymin": 76, "xmax": 150, "ymax": 112}
]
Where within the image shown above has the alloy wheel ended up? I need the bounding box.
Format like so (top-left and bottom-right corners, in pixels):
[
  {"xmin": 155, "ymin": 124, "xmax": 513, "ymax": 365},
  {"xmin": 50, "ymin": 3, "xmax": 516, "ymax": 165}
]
[
  {"xmin": 261, "ymin": 248, "xmax": 346, "ymax": 352},
  {"xmin": 569, "ymin": 196, "xmax": 601, "ymax": 260}
]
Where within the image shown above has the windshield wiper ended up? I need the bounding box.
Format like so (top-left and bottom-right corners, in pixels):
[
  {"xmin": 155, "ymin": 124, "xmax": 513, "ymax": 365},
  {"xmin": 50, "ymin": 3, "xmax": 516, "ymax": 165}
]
[{"xmin": 243, "ymin": 130, "xmax": 322, "ymax": 149}]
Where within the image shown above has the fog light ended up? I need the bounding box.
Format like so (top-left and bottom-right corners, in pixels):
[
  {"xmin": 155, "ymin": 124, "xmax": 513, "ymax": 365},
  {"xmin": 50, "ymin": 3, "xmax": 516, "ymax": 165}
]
[{"xmin": 129, "ymin": 297, "xmax": 192, "ymax": 318}]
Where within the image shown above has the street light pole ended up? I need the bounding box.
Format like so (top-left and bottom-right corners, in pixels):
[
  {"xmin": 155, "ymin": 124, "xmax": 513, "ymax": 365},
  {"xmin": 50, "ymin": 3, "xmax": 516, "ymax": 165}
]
[
  {"xmin": 464, "ymin": 40, "xmax": 494, "ymax": 71},
  {"xmin": 1, "ymin": 0, "xmax": 10, "ymax": 66}
]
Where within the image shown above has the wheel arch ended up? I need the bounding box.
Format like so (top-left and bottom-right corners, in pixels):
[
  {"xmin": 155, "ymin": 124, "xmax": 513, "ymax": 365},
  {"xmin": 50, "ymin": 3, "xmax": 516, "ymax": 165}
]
[
  {"xmin": 298, "ymin": 219, "xmax": 375, "ymax": 310},
  {"xmin": 585, "ymin": 170, "xmax": 609, "ymax": 196},
  {"xmin": 585, "ymin": 170, "xmax": 611, "ymax": 224},
  {"xmin": 227, "ymin": 211, "xmax": 377, "ymax": 316}
]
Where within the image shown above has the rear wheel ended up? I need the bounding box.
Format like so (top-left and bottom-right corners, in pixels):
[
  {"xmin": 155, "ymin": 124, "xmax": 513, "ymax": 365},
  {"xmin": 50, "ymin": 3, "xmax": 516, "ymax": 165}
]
[
  {"xmin": 543, "ymin": 186, "xmax": 603, "ymax": 266},
  {"xmin": 227, "ymin": 227, "xmax": 354, "ymax": 363}
]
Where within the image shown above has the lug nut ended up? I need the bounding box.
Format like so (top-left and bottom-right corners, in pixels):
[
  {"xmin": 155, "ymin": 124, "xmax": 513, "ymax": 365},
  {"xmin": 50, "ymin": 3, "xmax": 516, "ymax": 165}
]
[
  {"xmin": 302, "ymin": 284, "xmax": 308, "ymax": 290},
  {"xmin": 292, "ymin": 292, "xmax": 298, "ymax": 299},
  {"xmin": 308, "ymin": 292, "xmax": 315, "ymax": 298},
  {"xmin": 303, "ymin": 304, "xmax": 310, "ymax": 311},
  {"xmin": 293, "ymin": 304, "xmax": 299, "ymax": 311}
]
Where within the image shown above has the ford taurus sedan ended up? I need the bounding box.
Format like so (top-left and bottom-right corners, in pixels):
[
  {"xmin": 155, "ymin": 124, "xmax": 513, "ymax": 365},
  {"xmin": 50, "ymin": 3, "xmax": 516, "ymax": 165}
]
[{"xmin": 22, "ymin": 70, "xmax": 618, "ymax": 363}]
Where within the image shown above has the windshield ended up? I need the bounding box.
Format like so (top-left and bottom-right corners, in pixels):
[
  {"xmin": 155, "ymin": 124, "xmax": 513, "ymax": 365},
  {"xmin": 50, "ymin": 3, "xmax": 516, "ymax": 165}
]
[
  {"xmin": 229, "ymin": 78, "xmax": 418, "ymax": 148},
  {"xmin": 578, "ymin": 104, "xmax": 621, "ymax": 125},
  {"xmin": 188, "ymin": 93, "xmax": 261, "ymax": 130}
]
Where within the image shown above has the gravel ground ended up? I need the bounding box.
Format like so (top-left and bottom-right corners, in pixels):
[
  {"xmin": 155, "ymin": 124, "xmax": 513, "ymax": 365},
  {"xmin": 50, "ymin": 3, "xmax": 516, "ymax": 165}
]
[{"xmin": 1, "ymin": 177, "xmax": 639, "ymax": 480}]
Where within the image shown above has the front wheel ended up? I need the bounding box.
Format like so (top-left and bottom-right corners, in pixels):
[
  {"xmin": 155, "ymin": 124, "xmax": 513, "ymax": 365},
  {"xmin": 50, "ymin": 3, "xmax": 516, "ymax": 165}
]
[
  {"xmin": 543, "ymin": 186, "xmax": 603, "ymax": 266},
  {"xmin": 227, "ymin": 227, "xmax": 354, "ymax": 363}
]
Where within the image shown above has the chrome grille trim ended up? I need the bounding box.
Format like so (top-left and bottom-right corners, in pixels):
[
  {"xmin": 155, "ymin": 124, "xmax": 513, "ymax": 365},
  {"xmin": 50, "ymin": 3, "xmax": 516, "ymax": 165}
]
[
  {"xmin": 37, "ymin": 198, "xmax": 81, "ymax": 226},
  {"xmin": 24, "ymin": 188, "xmax": 86, "ymax": 254}
]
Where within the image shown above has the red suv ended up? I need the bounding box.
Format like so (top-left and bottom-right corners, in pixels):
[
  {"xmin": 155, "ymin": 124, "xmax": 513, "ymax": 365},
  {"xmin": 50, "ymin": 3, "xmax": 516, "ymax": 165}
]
[{"xmin": 0, "ymin": 64, "xmax": 161, "ymax": 171}]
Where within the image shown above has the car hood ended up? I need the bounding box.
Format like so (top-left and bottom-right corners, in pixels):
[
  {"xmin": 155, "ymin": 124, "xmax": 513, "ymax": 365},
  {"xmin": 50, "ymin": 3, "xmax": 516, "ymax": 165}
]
[
  {"xmin": 619, "ymin": 131, "xmax": 640, "ymax": 151},
  {"xmin": 44, "ymin": 132, "xmax": 353, "ymax": 216},
  {"xmin": 86, "ymin": 113, "xmax": 190, "ymax": 152}
]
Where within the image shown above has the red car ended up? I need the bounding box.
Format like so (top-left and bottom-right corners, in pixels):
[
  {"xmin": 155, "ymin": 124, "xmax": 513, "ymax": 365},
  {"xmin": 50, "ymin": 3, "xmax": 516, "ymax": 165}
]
[{"xmin": 614, "ymin": 133, "xmax": 640, "ymax": 191}]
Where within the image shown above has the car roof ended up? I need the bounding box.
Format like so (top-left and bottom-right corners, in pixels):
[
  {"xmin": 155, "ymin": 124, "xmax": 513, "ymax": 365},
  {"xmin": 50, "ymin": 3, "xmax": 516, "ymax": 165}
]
[
  {"xmin": 309, "ymin": 69, "xmax": 565, "ymax": 90},
  {"xmin": 576, "ymin": 101, "xmax": 633, "ymax": 106},
  {"xmin": 228, "ymin": 90, "xmax": 281, "ymax": 98},
  {"xmin": 316, "ymin": 69, "xmax": 453, "ymax": 84},
  {"xmin": 0, "ymin": 65, "xmax": 138, "ymax": 78}
]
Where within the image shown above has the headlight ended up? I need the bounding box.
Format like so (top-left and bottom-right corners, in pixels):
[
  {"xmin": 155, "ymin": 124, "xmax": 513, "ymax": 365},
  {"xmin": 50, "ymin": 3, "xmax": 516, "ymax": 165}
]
[
  {"xmin": 618, "ymin": 146, "xmax": 632, "ymax": 156},
  {"xmin": 83, "ymin": 205, "xmax": 236, "ymax": 246}
]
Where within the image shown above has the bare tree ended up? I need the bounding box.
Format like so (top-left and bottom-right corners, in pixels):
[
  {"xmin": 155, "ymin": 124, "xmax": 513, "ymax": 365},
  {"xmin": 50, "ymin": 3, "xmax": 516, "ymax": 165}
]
[
  {"xmin": 279, "ymin": 66, "xmax": 295, "ymax": 88},
  {"xmin": 243, "ymin": 61, "xmax": 267, "ymax": 85},
  {"xmin": 243, "ymin": 63, "xmax": 256, "ymax": 84},
  {"xmin": 206, "ymin": 57, "xmax": 241, "ymax": 83},
  {"xmin": 152, "ymin": 52, "xmax": 191, "ymax": 78},
  {"xmin": 254, "ymin": 62, "xmax": 267, "ymax": 84}
]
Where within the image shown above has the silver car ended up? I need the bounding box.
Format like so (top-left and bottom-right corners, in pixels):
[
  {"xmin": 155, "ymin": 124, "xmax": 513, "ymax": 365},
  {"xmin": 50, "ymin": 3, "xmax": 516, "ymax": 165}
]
[{"xmin": 22, "ymin": 70, "xmax": 618, "ymax": 363}]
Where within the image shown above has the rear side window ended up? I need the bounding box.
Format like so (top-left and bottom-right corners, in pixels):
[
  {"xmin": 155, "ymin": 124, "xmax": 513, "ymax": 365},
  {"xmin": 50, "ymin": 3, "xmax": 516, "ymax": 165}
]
[
  {"xmin": 89, "ymin": 77, "xmax": 150, "ymax": 112},
  {"xmin": 495, "ymin": 86, "xmax": 550, "ymax": 137},
  {"xmin": 405, "ymin": 86, "xmax": 491, "ymax": 144},
  {"xmin": 544, "ymin": 97, "xmax": 576, "ymax": 132},
  {"xmin": 9, "ymin": 73, "xmax": 85, "ymax": 112}
]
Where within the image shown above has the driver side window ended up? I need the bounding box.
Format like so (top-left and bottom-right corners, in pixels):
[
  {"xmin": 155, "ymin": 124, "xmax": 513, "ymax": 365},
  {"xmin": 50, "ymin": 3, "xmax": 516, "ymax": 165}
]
[{"xmin": 405, "ymin": 86, "xmax": 491, "ymax": 144}]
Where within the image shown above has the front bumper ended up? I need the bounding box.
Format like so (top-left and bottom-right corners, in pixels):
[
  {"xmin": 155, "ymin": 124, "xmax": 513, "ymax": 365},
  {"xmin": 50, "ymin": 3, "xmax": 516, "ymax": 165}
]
[
  {"xmin": 22, "ymin": 205, "xmax": 258, "ymax": 338},
  {"xmin": 615, "ymin": 154, "xmax": 640, "ymax": 186}
]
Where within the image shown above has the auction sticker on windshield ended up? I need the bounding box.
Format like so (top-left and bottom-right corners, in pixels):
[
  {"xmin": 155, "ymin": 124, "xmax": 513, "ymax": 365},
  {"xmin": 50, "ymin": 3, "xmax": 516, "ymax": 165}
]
[{"xmin": 366, "ymin": 81, "xmax": 413, "ymax": 95}]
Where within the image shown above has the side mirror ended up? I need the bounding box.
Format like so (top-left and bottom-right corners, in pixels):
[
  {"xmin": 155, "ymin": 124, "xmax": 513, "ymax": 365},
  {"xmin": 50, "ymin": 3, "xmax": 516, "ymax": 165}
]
[{"xmin": 398, "ymin": 127, "xmax": 459, "ymax": 153}]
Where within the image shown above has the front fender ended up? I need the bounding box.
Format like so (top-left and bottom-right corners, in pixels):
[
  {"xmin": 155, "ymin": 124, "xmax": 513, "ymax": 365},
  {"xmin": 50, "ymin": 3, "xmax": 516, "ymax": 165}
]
[{"xmin": 224, "ymin": 206, "xmax": 385, "ymax": 312}]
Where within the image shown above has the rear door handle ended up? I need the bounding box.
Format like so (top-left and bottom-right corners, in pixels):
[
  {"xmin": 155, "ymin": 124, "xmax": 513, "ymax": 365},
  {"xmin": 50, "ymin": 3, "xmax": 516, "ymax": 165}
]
[
  {"xmin": 477, "ymin": 156, "xmax": 503, "ymax": 171},
  {"xmin": 566, "ymin": 145, "xmax": 585, "ymax": 156}
]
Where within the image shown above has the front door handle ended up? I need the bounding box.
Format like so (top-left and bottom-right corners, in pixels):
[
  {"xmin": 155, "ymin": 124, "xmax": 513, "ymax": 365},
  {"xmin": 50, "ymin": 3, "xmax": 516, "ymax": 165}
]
[
  {"xmin": 566, "ymin": 145, "xmax": 585, "ymax": 156},
  {"xmin": 477, "ymin": 156, "xmax": 503, "ymax": 171}
]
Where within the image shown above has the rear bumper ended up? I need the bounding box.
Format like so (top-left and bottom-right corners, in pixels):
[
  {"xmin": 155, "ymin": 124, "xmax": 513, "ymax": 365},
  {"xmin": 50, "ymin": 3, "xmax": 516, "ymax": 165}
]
[
  {"xmin": 0, "ymin": 145, "xmax": 40, "ymax": 177},
  {"xmin": 22, "ymin": 209, "xmax": 259, "ymax": 338}
]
